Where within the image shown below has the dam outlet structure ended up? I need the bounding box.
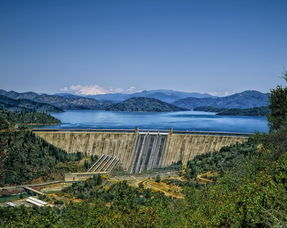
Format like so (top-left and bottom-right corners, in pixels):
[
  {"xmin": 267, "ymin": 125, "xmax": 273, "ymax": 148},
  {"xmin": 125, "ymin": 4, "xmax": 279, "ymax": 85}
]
[{"xmin": 33, "ymin": 129, "xmax": 249, "ymax": 173}]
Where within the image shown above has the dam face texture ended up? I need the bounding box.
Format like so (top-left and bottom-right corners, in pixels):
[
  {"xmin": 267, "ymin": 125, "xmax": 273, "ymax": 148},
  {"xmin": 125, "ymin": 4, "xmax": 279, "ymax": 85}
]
[{"xmin": 34, "ymin": 130, "xmax": 248, "ymax": 173}]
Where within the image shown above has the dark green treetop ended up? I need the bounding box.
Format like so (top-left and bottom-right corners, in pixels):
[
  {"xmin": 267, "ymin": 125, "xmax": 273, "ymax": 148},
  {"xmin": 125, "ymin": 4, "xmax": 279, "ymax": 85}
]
[{"xmin": 268, "ymin": 72, "xmax": 287, "ymax": 131}]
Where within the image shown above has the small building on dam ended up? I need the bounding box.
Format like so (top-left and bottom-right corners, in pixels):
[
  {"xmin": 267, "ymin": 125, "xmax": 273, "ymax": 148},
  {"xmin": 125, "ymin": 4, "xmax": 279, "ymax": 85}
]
[{"xmin": 33, "ymin": 129, "xmax": 248, "ymax": 173}]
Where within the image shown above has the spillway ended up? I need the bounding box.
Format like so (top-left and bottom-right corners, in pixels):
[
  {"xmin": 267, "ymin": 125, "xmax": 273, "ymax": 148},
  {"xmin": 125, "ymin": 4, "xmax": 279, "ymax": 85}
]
[
  {"xmin": 34, "ymin": 129, "xmax": 248, "ymax": 173},
  {"xmin": 130, "ymin": 133, "xmax": 168, "ymax": 173}
]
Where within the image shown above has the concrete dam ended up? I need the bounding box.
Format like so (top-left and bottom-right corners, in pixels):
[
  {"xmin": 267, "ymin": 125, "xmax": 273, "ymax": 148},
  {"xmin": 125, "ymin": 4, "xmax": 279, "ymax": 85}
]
[{"xmin": 34, "ymin": 129, "xmax": 249, "ymax": 173}]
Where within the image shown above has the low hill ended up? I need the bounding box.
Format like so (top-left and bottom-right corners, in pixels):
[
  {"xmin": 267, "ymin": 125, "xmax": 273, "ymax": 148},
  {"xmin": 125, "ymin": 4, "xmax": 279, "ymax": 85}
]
[
  {"xmin": 106, "ymin": 97, "xmax": 187, "ymax": 112},
  {"xmin": 173, "ymin": 90, "xmax": 269, "ymax": 110},
  {"xmin": 0, "ymin": 95, "xmax": 63, "ymax": 112},
  {"xmin": 194, "ymin": 106, "xmax": 270, "ymax": 116},
  {"xmin": 0, "ymin": 89, "xmax": 113, "ymax": 110}
]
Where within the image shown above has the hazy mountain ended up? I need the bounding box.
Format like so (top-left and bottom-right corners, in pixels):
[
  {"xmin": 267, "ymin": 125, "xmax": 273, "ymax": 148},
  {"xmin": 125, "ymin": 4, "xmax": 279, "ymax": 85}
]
[
  {"xmin": 106, "ymin": 97, "xmax": 188, "ymax": 112},
  {"xmin": 0, "ymin": 95, "xmax": 63, "ymax": 112},
  {"xmin": 86, "ymin": 89, "xmax": 214, "ymax": 103},
  {"xmin": 173, "ymin": 90, "xmax": 269, "ymax": 110},
  {"xmin": 0, "ymin": 89, "xmax": 113, "ymax": 110},
  {"xmin": 0, "ymin": 89, "xmax": 268, "ymax": 111}
]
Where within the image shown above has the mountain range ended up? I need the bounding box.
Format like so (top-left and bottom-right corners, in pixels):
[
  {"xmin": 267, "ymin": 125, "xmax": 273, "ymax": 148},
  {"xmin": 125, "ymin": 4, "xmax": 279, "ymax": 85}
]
[
  {"xmin": 0, "ymin": 89, "xmax": 269, "ymax": 112},
  {"xmin": 0, "ymin": 95, "xmax": 63, "ymax": 112},
  {"xmin": 0, "ymin": 89, "xmax": 113, "ymax": 110},
  {"xmin": 60, "ymin": 89, "xmax": 214, "ymax": 103},
  {"xmin": 172, "ymin": 90, "xmax": 269, "ymax": 109}
]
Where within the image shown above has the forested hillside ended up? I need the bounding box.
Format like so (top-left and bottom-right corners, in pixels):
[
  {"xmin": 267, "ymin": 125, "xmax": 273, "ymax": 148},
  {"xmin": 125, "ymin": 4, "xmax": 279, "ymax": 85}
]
[
  {"xmin": 106, "ymin": 97, "xmax": 187, "ymax": 112},
  {"xmin": 0, "ymin": 110, "xmax": 60, "ymax": 127},
  {"xmin": 0, "ymin": 110, "xmax": 82, "ymax": 185},
  {"xmin": 185, "ymin": 129, "xmax": 287, "ymax": 226},
  {"xmin": 0, "ymin": 95, "xmax": 63, "ymax": 112},
  {"xmin": 0, "ymin": 130, "xmax": 83, "ymax": 186}
]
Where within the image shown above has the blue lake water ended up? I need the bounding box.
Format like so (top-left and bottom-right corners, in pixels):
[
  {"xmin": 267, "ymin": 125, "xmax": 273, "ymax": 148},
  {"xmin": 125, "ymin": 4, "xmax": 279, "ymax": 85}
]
[{"xmin": 44, "ymin": 110, "xmax": 269, "ymax": 133}]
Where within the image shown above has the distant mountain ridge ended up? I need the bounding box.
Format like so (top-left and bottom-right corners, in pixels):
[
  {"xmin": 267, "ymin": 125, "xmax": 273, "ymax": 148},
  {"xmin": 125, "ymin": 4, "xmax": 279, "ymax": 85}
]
[
  {"xmin": 106, "ymin": 97, "xmax": 187, "ymax": 112},
  {"xmin": 0, "ymin": 89, "xmax": 269, "ymax": 112},
  {"xmin": 173, "ymin": 90, "xmax": 269, "ymax": 110},
  {"xmin": 70, "ymin": 89, "xmax": 215, "ymax": 103},
  {"xmin": 0, "ymin": 89, "xmax": 113, "ymax": 110}
]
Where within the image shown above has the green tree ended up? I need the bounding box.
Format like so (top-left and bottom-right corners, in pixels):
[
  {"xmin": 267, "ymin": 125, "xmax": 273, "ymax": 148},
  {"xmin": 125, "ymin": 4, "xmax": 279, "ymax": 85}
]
[
  {"xmin": 155, "ymin": 175, "xmax": 161, "ymax": 183},
  {"xmin": 268, "ymin": 72, "xmax": 287, "ymax": 131}
]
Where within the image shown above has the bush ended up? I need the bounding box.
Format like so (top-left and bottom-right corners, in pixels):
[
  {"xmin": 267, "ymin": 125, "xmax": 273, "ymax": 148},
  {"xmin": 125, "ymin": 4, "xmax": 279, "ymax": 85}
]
[{"xmin": 155, "ymin": 175, "xmax": 161, "ymax": 183}]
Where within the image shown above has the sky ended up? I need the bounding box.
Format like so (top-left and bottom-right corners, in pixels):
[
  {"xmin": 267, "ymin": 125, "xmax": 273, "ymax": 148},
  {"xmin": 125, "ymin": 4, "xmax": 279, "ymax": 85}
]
[{"xmin": 0, "ymin": 0, "xmax": 287, "ymax": 96}]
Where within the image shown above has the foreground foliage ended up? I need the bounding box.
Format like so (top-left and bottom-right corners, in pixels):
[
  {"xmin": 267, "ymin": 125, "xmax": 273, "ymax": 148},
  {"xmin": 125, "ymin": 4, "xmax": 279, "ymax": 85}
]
[
  {"xmin": 1, "ymin": 128, "xmax": 286, "ymax": 227},
  {"xmin": 185, "ymin": 139, "xmax": 258, "ymax": 180},
  {"xmin": 185, "ymin": 130, "xmax": 287, "ymax": 226}
]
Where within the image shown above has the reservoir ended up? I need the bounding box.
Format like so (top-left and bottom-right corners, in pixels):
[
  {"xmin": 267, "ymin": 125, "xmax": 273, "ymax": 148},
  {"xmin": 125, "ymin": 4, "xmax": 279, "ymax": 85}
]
[{"xmin": 43, "ymin": 110, "xmax": 268, "ymax": 133}]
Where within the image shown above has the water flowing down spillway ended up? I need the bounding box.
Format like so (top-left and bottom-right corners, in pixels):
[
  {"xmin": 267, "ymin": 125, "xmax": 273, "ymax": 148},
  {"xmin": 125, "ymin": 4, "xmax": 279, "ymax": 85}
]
[{"xmin": 130, "ymin": 133, "xmax": 168, "ymax": 173}]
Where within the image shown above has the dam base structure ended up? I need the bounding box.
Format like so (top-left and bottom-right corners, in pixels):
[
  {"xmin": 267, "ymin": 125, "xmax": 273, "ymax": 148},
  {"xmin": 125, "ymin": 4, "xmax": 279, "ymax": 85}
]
[{"xmin": 33, "ymin": 129, "xmax": 249, "ymax": 173}]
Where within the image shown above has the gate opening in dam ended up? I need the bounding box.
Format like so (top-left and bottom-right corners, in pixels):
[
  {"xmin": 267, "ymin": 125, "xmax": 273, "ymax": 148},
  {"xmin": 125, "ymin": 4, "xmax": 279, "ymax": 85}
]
[{"xmin": 33, "ymin": 129, "xmax": 249, "ymax": 173}]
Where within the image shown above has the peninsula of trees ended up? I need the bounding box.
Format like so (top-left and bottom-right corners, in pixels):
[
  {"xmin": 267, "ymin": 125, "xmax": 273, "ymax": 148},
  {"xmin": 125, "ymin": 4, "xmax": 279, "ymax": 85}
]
[
  {"xmin": 106, "ymin": 97, "xmax": 187, "ymax": 112},
  {"xmin": 194, "ymin": 106, "xmax": 270, "ymax": 116}
]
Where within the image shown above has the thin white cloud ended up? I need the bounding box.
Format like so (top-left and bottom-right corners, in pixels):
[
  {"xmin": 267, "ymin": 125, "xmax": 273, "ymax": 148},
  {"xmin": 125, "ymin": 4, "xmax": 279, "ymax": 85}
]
[
  {"xmin": 61, "ymin": 84, "xmax": 108, "ymax": 95},
  {"xmin": 126, "ymin": 86, "xmax": 138, "ymax": 94},
  {"xmin": 60, "ymin": 84, "xmax": 140, "ymax": 95},
  {"xmin": 208, "ymin": 91, "xmax": 232, "ymax": 97}
]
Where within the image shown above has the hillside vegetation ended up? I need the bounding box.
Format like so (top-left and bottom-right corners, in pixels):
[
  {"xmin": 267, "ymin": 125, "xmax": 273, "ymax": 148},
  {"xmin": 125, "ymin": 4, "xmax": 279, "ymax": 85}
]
[
  {"xmin": 106, "ymin": 97, "xmax": 187, "ymax": 112},
  {"xmin": 0, "ymin": 110, "xmax": 60, "ymax": 127},
  {"xmin": 0, "ymin": 111, "xmax": 82, "ymax": 185},
  {"xmin": 0, "ymin": 130, "xmax": 84, "ymax": 186},
  {"xmin": 184, "ymin": 130, "xmax": 287, "ymax": 226}
]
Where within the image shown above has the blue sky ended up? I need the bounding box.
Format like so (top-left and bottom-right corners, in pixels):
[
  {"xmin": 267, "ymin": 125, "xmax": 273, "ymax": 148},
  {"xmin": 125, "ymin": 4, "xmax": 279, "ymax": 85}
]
[{"xmin": 0, "ymin": 0, "xmax": 287, "ymax": 96}]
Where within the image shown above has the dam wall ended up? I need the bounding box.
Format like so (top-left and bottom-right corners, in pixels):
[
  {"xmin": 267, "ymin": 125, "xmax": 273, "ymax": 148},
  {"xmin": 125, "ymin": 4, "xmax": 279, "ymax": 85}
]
[
  {"xmin": 163, "ymin": 134, "xmax": 246, "ymax": 166},
  {"xmin": 36, "ymin": 131, "xmax": 136, "ymax": 170},
  {"xmin": 34, "ymin": 130, "xmax": 248, "ymax": 173}
]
